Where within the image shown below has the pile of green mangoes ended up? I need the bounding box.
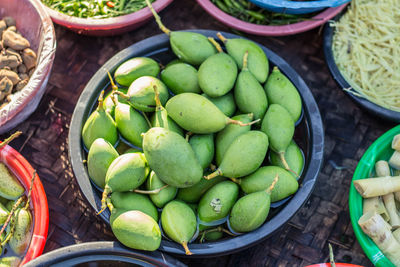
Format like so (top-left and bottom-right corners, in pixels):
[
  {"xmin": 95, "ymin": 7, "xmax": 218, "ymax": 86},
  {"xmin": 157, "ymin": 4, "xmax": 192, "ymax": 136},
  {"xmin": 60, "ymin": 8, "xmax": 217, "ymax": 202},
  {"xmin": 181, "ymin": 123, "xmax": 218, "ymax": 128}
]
[
  {"xmin": 0, "ymin": 132, "xmax": 34, "ymax": 267},
  {"xmin": 81, "ymin": 22, "xmax": 306, "ymax": 254}
]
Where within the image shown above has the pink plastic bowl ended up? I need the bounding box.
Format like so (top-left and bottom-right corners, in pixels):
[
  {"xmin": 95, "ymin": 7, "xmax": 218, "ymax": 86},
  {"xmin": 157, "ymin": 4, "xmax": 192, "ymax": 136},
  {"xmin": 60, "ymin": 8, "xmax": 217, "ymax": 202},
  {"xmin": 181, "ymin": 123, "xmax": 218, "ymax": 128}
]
[
  {"xmin": 42, "ymin": 0, "xmax": 174, "ymax": 36},
  {"xmin": 196, "ymin": 0, "xmax": 347, "ymax": 36},
  {"xmin": 0, "ymin": 142, "xmax": 49, "ymax": 265}
]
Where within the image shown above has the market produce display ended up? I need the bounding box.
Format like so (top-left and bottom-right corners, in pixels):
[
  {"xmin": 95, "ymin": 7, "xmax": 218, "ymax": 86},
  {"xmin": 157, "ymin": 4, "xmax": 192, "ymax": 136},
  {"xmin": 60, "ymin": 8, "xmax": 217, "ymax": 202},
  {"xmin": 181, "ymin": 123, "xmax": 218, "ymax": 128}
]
[
  {"xmin": 331, "ymin": 0, "xmax": 400, "ymax": 112},
  {"xmin": 78, "ymin": 0, "xmax": 308, "ymax": 255},
  {"xmin": 210, "ymin": 0, "xmax": 318, "ymax": 25},
  {"xmin": 0, "ymin": 16, "xmax": 37, "ymax": 109},
  {"xmin": 354, "ymin": 132, "xmax": 400, "ymax": 266},
  {"xmin": 41, "ymin": 0, "xmax": 156, "ymax": 18},
  {"xmin": 0, "ymin": 132, "xmax": 35, "ymax": 267}
]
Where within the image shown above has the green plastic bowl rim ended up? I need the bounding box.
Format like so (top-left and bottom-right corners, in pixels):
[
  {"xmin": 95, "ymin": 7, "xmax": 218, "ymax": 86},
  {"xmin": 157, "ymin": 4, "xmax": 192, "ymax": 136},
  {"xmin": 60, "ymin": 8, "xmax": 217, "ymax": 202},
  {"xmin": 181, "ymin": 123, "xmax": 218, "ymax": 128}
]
[{"xmin": 349, "ymin": 124, "xmax": 400, "ymax": 267}]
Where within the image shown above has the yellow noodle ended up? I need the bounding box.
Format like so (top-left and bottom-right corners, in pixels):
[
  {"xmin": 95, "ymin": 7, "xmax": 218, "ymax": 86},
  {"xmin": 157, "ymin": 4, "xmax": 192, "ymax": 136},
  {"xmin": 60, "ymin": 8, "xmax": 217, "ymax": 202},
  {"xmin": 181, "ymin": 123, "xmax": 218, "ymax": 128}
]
[{"xmin": 332, "ymin": 0, "xmax": 400, "ymax": 111}]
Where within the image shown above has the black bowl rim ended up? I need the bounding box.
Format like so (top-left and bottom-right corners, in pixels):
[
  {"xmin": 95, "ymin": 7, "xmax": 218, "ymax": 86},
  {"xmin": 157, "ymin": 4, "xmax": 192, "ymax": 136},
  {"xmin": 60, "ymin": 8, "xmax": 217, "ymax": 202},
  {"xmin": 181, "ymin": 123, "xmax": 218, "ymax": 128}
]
[
  {"xmin": 68, "ymin": 30, "xmax": 324, "ymax": 257},
  {"xmin": 23, "ymin": 241, "xmax": 186, "ymax": 267},
  {"xmin": 323, "ymin": 12, "xmax": 400, "ymax": 123}
]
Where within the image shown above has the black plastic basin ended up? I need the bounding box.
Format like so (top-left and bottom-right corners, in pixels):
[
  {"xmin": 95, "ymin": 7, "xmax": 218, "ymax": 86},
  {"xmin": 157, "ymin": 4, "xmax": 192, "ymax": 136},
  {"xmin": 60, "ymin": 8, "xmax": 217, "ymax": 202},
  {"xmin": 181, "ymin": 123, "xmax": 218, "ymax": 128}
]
[
  {"xmin": 68, "ymin": 30, "xmax": 324, "ymax": 257},
  {"xmin": 24, "ymin": 241, "xmax": 185, "ymax": 267}
]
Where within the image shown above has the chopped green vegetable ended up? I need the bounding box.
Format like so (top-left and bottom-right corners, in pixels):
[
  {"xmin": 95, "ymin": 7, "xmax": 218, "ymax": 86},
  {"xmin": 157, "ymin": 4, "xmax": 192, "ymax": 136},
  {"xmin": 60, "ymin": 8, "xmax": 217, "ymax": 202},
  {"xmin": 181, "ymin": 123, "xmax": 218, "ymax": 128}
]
[
  {"xmin": 211, "ymin": 0, "xmax": 318, "ymax": 26},
  {"xmin": 41, "ymin": 0, "xmax": 155, "ymax": 18}
]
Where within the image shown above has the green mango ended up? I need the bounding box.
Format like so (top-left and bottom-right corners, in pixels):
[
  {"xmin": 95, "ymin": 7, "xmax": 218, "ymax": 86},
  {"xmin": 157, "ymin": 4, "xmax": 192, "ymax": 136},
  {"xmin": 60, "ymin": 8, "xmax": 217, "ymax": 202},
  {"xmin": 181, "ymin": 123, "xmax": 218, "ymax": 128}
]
[
  {"xmin": 239, "ymin": 166, "xmax": 299, "ymax": 202},
  {"xmin": 177, "ymin": 175, "xmax": 226, "ymax": 203},
  {"xmin": 166, "ymin": 93, "xmax": 254, "ymax": 134},
  {"xmin": 0, "ymin": 163, "xmax": 24, "ymax": 200},
  {"xmin": 161, "ymin": 63, "xmax": 201, "ymax": 95},
  {"xmin": 114, "ymin": 57, "xmax": 160, "ymax": 86},
  {"xmin": 269, "ymin": 140, "xmax": 304, "ymax": 178},
  {"xmin": 189, "ymin": 134, "xmax": 214, "ymax": 170},
  {"xmin": 215, "ymin": 113, "xmax": 253, "ymax": 165},
  {"xmin": 119, "ymin": 76, "xmax": 169, "ymax": 112},
  {"xmin": 110, "ymin": 209, "xmax": 161, "ymax": 251},
  {"xmin": 146, "ymin": 171, "xmax": 177, "ymax": 208},
  {"xmin": 264, "ymin": 67, "xmax": 302, "ymax": 122},
  {"xmin": 198, "ymin": 53, "xmax": 237, "ymax": 97},
  {"xmin": 204, "ymin": 230, "xmax": 223, "ymax": 241},
  {"xmin": 124, "ymin": 147, "xmax": 142, "ymax": 154},
  {"xmin": 143, "ymin": 127, "xmax": 202, "ymax": 188},
  {"xmin": 188, "ymin": 203, "xmax": 198, "ymax": 214},
  {"xmin": 219, "ymin": 33, "xmax": 269, "ymax": 83},
  {"xmin": 87, "ymin": 138, "xmax": 119, "ymax": 189},
  {"xmin": 101, "ymin": 153, "xmax": 149, "ymax": 211},
  {"xmin": 0, "ymin": 196, "xmax": 7, "ymax": 205},
  {"xmin": 229, "ymin": 190, "xmax": 271, "ymax": 233},
  {"xmin": 198, "ymin": 181, "xmax": 239, "ymax": 223},
  {"xmin": 165, "ymin": 59, "xmax": 184, "ymax": 68},
  {"xmin": 234, "ymin": 52, "xmax": 268, "ymax": 121},
  {"xmin": 9, "ymin": 208, "xmax": 32, "ymax": 255},
  {"xmin": 150, "ymin": 114, "xmax": 183, "ymax": 136},
  {"xmin": 105, "ymin": 153, "xmax": 149, "ymax": 192},
  {"xmin": 161, "ymin": 200, "xmax": 197, "ymax": 255},
  {"xmin": 150, "ymin": 84, "xmax": 184, "ymax": 136},
  {"xmin": 206, "ymin": 131, "xmax": 268, "ymax": 179},
  {"xmin": 261, "ymin": 104, "xmax": 294, "ymax": 172},
  {"xmin": 146, "ymin": 0, "xmax": 216, "ymax": 66},
  {"xmin": 170, "ymin": 32, "xmax": 217, "ymax": 66},
  {"xmin": 115, "ymin": 102, "xmax": 149, "ymax": 147},
  {"xmin": 103, "ymin": 88, "xmax": 128, "ymax": 117},
  {"xmin": 0, "ymin": 257, "xmax": 20, "ymax": 267},
  {"xmin": 82, "ymin": 91, "xmax": 118, "ymax": 149},
  {"xmin": 0, "ymin": 202, "xmax": 8, "ymax": 225},
  {"xmin": 110, "ymin": 191, "xmax": 158, "ymax": 221},
  {"xmin": 202, "ymin": 92, "xmax": 236, "ymax": 117}
]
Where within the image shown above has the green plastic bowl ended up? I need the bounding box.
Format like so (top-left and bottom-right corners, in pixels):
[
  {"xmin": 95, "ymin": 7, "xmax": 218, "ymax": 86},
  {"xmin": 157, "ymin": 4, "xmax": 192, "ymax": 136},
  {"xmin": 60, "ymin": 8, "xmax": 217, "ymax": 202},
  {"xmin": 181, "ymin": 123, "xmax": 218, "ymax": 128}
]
[{"xmin": 350, "ymin": 124, "xmax": 400, "ymax": 267}]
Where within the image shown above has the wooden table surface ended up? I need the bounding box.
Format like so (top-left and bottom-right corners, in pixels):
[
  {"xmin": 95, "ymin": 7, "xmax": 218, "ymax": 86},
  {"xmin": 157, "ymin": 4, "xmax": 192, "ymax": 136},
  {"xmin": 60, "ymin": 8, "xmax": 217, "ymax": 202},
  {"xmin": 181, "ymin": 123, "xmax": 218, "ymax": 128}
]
[{"xmin": 4, "ymin": 0, "xmax": 396, "ymax": 266}]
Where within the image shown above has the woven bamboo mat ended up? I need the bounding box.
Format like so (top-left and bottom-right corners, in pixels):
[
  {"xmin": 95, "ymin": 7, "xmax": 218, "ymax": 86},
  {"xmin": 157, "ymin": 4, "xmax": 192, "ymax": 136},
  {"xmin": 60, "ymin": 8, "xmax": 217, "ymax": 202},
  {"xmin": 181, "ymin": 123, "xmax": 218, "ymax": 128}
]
[{"xmin": 2, "ymin": 0, "xmax": 395, "ymax": 266}]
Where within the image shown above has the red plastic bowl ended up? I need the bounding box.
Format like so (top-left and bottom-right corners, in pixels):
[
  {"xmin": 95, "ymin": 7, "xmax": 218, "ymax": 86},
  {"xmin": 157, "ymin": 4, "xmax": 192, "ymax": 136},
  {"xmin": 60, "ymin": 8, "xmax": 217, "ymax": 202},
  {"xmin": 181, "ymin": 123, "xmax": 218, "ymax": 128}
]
[
  {"xmin": 196, "ymin": 0, "xmax": 347, "ymax": 36},
  {"xmin": 42, "ymin": 0, "xmax": 174, "ymax": 36},
  {"xmin": 0, "ymin": 143, "xmax": 49, "ymax": 265}
]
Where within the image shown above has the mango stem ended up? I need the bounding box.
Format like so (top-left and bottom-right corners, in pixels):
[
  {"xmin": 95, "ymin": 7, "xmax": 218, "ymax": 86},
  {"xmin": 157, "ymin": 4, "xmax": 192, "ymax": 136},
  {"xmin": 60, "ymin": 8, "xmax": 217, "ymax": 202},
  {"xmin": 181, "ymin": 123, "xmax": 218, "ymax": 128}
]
[
  {"xmin": 98, "ymin": 186, "xmax": 111, "ymax": 215},
  {"xmin": 204, "ymin": 169, "xmax": 223, "ymax": 180},
  {"xmin": 113, "ymin": 90, "xmax": 129, "ymax": 101},
  {"xmin": 1, "ymin": 221, "xmax": 14, "ymax": 246},
  {"xmin": 0, "ymin": 131, "xmax": 22, "ymax": 149},
  {"xmin": 97, "ymin": 90, "xmax": 105, "ymax": 111},
  {"xmin": 329, "ymin": 243, "xmax": 336, "ymax": 267},
  {"xmin": 229, "ymin": 177, "xmax": 241, "ymax": 184},
  {"xmin": 208, "ymin": 37, "xmax": 223, "ymax": 53},
  {"xmin": 24, "ymin": 170, "xmax": 37, "ymax": 210},
  {"xmin": 0, "ymin": 195, "xmax": 24, "ymax": 238},
  {"xmin": 182, "ymin": 241, "xmax": 193, "ymax": 255},
  {"xmin": 278, "ymin": 152, "xmax": 299, "ymax": 178},
  {"xmin": 107, "ymin": 71, "xmax": 118, "ymax": 91},
  {"xmin": 145, "ymin": 0, "xmax": 171, "ymax": 36},
  {"xmin": 185, "ymin": 132, "xmax": 193, "ymax": 142},
  {"xmin": 142, "ymin": 112, "xmax": 152, "ymax": 128},
  {"xmin": 242, "ymin": 51, "xmax": 249, "ymax": 70},
  {"xmin": 106, "ymin": 198, "xmax": 114, "ymax": 212},
  {"xmin": 153, "ymin": 85, "xmax": 162, "ymax": 111},
  {"xmin": 216, "ymin": 32, "xmax": 227, "ymax": 43},
  {"xmin": 134, "ymin": 185, "xmax": 169, "ymax": 194},
  {"xmin": 227, "ymin": 118, "xmax": 260, "ymax": 127},
  {"xmin": 266, "ymin": 174, "xmax": 279, "ymax": 194}
]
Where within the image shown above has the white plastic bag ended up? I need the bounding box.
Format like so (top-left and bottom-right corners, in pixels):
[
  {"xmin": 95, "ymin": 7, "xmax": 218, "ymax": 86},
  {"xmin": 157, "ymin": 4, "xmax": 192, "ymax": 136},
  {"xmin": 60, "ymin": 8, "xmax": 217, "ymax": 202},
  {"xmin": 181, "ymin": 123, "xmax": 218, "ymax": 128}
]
[{"xmin": 0, "ymin": 0, "xmax": 56, "ymax": 134}]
